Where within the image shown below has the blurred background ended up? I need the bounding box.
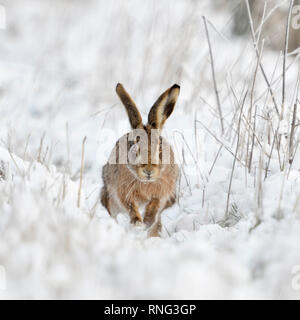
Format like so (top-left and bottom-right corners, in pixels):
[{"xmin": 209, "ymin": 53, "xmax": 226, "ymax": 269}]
[{"xmin": 0, "ymin": 0, "xmax": 299, "ymax": 177}]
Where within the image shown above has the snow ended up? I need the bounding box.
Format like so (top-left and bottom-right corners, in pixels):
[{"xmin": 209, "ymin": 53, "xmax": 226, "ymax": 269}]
[{"xmin": 0, "ymin": 0, "xmax": 300, "ymax": 299}]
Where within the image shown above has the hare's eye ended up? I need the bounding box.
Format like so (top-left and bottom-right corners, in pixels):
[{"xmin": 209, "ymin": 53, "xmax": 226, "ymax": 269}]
[{"xmin": 128, "ymin": 144, "xmax": 140, "ymax": 164}]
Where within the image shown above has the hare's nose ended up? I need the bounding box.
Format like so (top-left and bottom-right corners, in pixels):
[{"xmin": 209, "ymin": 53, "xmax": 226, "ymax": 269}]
[{"xmin": 143, "ymin": 168, "xmax": 152, "ymax": 176}]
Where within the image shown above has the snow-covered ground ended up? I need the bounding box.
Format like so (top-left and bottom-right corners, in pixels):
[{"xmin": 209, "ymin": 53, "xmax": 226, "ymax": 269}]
[{"xmin": 0, "ymin": 0, "xmax": 300, "ymax": 299}]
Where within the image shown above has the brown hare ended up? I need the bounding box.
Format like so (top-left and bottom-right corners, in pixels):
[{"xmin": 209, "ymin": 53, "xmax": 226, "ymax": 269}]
[{"xmin": 101, "ymin": 83, "xmax": 180, "ymax": 237}]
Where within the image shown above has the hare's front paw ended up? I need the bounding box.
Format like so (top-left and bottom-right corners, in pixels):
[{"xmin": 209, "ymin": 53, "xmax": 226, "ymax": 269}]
[
  {"xmin": 143, "ymin": 216, "xmax": 154, "ymax": 228},
  {"xmin": 130, "ymin": 213, "xmax": 143, "ymax": 225},
  {"xmin": 148, "ymin": 222, "xmax": 162, "ymax": 238},
  {"xmin": 135, "ymin": 220, "xmax": 145, "ymax": 228},
  {"xmin": 148, "ymin": 228, "xmax": 160, "ymax": 238}
]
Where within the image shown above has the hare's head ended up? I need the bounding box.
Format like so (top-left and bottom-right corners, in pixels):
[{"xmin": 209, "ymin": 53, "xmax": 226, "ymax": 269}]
[{"xmin": 116, "ymin": 83, "xmax": 180, "ymax": 182}]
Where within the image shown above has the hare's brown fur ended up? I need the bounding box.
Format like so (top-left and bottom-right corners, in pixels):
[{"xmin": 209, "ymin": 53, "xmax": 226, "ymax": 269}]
[{"xmin": 101, "ymin": 83, "xmax": 180, "ymax": 237}]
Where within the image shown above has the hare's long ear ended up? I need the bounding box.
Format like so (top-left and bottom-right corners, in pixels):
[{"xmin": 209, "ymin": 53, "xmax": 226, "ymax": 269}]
[
  {"xmin": 116, "ymin": 83, "xmax": 143, "ymax": 129},
  {"xmin": 147, "ymin": 84, "xmax": 180, "ymax": 130}
]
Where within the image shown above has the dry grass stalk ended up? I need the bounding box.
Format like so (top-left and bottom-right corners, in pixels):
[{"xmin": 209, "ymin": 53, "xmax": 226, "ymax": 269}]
[
  {"xmin": 77, "ymin": 136, "xmax": 87, "ymax": 209},
  {"xmin": 282, "ymin": 0, "xmax": 295, "ymax": 120},
  {"xmin": 245, "ymin": 0, "xmax": 280, "ymax": 117},
  {"xmin": 225, "ymin": 91, "xmax": 247, "ymax": 219},
  {"xmin": 202, "ymin": 15, "xmax": 224, "ymax": 135}
]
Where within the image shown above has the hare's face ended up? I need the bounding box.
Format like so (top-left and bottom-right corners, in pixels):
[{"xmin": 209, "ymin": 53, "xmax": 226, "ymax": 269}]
[{"xmin": 127, "ymin": 130, "xmax": 162, "ymax": 182}]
